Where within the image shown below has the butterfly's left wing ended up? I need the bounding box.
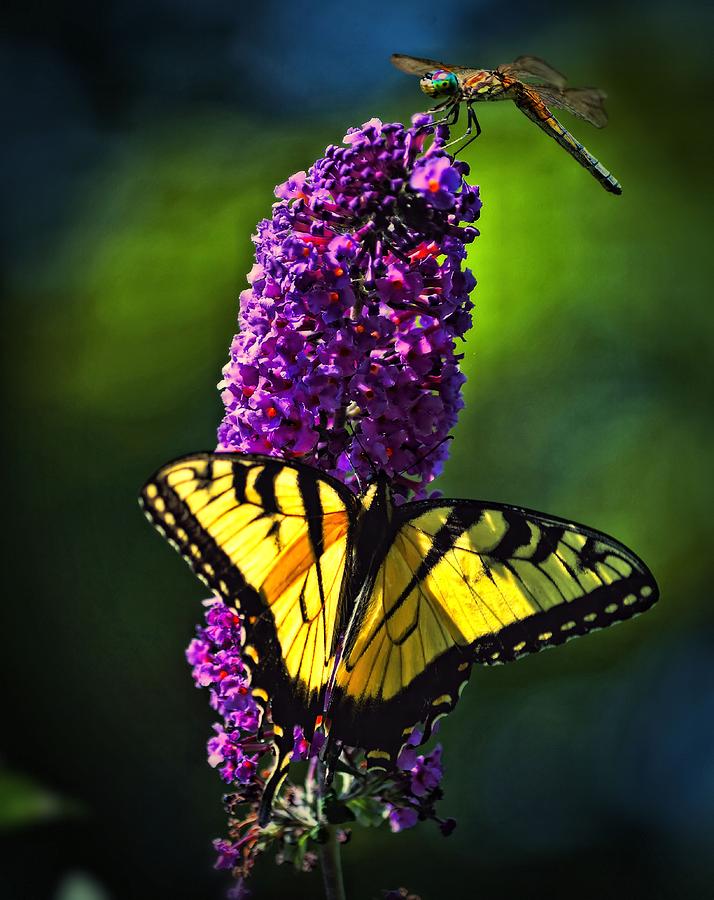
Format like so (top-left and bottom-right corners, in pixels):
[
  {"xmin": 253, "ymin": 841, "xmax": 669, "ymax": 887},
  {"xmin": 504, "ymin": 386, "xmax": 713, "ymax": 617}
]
[
  {"xmin": 140, "ymin": 452, "xmax": 356, "ymax": 739},
  {"xmin": 331, "ymin": 499, "xmax": 658, "ymax": 766}
]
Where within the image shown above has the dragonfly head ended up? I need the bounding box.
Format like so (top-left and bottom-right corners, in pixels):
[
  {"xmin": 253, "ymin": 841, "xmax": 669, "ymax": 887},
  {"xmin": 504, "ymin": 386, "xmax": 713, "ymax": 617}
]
[{"xmin": 420, "ymin": 69, "xmax": 459, "ymax": 100}]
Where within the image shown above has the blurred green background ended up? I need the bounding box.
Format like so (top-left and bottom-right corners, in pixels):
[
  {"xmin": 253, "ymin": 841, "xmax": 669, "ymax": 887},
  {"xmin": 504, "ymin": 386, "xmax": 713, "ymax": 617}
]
[{"xmin": 3, "ymin": 1, "xmax": 713, "ymax": 898}]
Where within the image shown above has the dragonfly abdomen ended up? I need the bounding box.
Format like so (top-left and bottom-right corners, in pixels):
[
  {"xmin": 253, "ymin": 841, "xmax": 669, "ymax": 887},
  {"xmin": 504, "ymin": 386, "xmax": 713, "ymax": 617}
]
[{"xmin": 516, "ymin": 100, "xmax": 622, "ymax": 195}]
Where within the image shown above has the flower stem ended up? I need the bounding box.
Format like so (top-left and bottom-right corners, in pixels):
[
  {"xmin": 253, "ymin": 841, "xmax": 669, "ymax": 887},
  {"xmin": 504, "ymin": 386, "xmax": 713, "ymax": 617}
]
[{"xmin": 318, "ymin": 826, "xmax": 346, "ymax": 900}]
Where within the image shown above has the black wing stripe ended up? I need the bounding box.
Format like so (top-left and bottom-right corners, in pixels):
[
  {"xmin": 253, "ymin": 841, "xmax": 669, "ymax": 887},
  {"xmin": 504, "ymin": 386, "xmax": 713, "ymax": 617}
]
[
  {"xmin": 297, "ymin": 572, "xmax": 310, "ymax": 624},
  {"xmin": 529, "ymin": 526, "xmax": 565, "ymax": 563},
  {"xmin": 490, "ymin": 510, "xmax": 534, "ymax": 559},
  {"xmin": 231, "ymin": 458, "xmax": 249, "ymax": 503},
  {"xmin": 254, "ymin": 460, "xmax": 282, "ymax": 513},
  {"xmin": 297, "ymin": 467, "xmax": 328, "ymax": 612}
]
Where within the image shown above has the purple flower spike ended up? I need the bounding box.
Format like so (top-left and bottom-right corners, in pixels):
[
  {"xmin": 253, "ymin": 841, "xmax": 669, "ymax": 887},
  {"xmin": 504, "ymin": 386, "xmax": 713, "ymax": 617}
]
[
  {"xmin": 217, "ymin": 117, "xmax": 480, "ymax": 500},
  {"xmin": 185, "ymin": 118, "xmax": 472, "ymax": 893}
]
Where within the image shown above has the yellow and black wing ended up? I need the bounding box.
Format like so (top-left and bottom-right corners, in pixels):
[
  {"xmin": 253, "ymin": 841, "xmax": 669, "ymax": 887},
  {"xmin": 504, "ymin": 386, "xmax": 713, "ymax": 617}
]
[
  {"xmin": 140, "ymin": 452, "xmax": 357, "ymax": 734},
  {"xmin": 331, "ymin": 498, "xmax": 658, "ymax": 765}
]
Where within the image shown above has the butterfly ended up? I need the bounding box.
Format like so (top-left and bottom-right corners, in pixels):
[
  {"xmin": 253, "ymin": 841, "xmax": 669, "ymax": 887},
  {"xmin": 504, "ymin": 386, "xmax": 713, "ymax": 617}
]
[{"xmin": 140, "ymin": 451, "xmax": 658, "ymax": 822}]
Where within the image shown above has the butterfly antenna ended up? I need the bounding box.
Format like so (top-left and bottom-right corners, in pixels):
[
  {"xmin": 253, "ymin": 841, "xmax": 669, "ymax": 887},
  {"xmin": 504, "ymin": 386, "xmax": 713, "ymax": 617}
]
[{"xmin": 396, "ymin": 435, "xmax": 454, "ymax": 480}]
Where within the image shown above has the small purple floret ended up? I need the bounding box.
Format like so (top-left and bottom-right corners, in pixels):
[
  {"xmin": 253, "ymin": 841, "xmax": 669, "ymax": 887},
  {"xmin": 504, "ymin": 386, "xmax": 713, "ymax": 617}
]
[
  {"xmin": 291, "ymin": 725, "xmax": 311, "ymax": 761},
  {"xmin": 213, "ymin": 837, "xmax": 241, "ymax": 870},
  {"xmin": 408, "ymin": 745, "xmax": 443, "ymax": 797},
  {"xmin": 410, "ymin": 156, "xmax": 462, "ymax": 210},
  {"xmin": 388, "ymin": 805, "xmax": 419, "ymax": 833}
]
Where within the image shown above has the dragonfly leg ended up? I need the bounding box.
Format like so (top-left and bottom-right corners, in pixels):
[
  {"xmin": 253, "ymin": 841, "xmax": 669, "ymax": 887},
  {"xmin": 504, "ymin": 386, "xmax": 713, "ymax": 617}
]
[
  {"xmin": 430, "ymin": 101, "xmax": 459, "ymax": 128},
  {"xmin": 471, "ymin": 104, "xmax": 482, "ymax": 137},
  {"xmin": 452, "ymin": 104, "xmax": 482, "ymax": 156}
]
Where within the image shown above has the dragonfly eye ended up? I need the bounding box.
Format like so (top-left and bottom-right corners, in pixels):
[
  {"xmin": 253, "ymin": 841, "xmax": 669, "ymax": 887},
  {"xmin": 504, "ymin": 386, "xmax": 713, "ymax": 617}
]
[{"xmin": 419, "ymin": 69, "xmax": 459, "ymax": 99}]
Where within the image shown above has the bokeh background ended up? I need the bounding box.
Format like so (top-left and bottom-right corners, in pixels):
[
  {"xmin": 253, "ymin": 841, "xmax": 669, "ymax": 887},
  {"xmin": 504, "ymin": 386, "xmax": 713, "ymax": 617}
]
[{"xmin": 3, "ymin": 0, "xmax": 713, "ymax": 897}]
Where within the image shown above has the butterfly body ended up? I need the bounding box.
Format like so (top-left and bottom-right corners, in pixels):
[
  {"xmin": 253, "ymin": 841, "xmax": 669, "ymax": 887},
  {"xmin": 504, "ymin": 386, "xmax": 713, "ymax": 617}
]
[
  {"xmin": 392, "ymin": 52, "xmax": 622, "ymax": 194},
  {"xmin": 141, "ymin": 452, "xmax": 657, "ymax": 820}
]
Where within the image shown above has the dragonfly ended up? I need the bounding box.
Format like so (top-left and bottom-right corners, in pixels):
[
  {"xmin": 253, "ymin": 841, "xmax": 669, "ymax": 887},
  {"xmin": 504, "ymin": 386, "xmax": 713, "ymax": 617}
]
[{"xmin": 391, "ymin": 53, "xmax": 622, "ymax": 195}]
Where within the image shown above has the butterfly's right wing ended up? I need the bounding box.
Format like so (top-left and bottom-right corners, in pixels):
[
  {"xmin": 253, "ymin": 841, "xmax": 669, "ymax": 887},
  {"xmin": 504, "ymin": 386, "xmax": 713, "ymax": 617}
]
[
  {"xmin": 140, "ymin": 453, "xmax": 356, "ymax": 733},
  {"xmin": 331, "ymin": 498, "xmax": 658, "ymax": 767}
]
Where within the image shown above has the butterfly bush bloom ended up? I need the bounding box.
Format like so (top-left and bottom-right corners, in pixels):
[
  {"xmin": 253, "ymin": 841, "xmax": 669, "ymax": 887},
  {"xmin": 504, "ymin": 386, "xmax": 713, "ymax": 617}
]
[
  {"xmin": 217, "ymin": 115, "xmax": 481, "ymax": 498},
  {"xmin": 187, "ymin": 602, "xmax": 262, "ymax": 785},
  {"xmin": 189, "ymin": 116, "xmax": 479, "ymax": 889},
  {"xmin": 188, "ymin": 598, "xmax": 454, "ymax": 885}
]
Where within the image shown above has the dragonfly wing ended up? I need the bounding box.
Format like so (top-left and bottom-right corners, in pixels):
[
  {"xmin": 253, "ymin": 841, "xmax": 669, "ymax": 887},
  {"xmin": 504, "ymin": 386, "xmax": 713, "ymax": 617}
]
[
  {"xmin": 499, "ymin": 55, "xmax": 568, "ymax": 89},
  {"xmin": 391, "ymin": 53, "xmax": 452, "ymax": 76},
  {"xmin": 391, "ymin": 53, "xmax": 482, "ymax": 80},
  {"xmin": 530, "ymin": 84, "xmax": 609, "ymax": 128},
  {"xmin": 561, "ymin": 87, "xmax": 609, "ymax": 128}
]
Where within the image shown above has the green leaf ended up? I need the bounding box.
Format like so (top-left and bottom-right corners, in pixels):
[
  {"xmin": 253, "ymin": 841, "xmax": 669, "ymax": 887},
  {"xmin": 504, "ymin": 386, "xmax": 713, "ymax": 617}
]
[
  {"xmin": 0, "ymin": 770, "xmax": 82, "ymax": 830},
  {"xmin": 54, "ymin": 872, "xmax": 110, "ymax": 900},
  {"xmin": 346, "ymin": 796, "xmax": 388, "ymax": 829}
]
